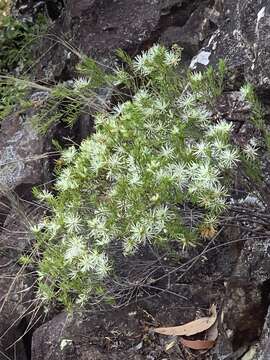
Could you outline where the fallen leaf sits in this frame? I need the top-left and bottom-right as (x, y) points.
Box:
(206, 317), (218, 341)
(154, 304), (217, 336)
(197, 316), (219, 354)
(180, 338), (215, 350)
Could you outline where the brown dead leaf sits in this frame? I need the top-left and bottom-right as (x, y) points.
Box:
(196, 313), (219, 354)
(206, 317), (218, 341)
(154, 304), (217, 337)
(180, 338), (215, 350)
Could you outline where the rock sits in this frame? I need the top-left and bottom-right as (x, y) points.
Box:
(0, 320), (28, 360)
(0, 205), (43, 360)
(253, 308), (270, 359)
(34, 0), (213, 80)
(31, 311), (145, 360)
(160, 1), (212, 60)
(0, 110), (51, 191)
(191, 0), (270, 91)
(0, 266), (31, 360)
(0, 105), (53, 224)
(0, 101), (52, 360)
(214, 232), (270, 359)
(246, 2), (270, 90)
(12, 0), (63, 21)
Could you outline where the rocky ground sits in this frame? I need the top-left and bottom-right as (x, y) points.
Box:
(1, 0), (270, 359)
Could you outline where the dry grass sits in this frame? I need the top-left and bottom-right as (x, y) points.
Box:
(0, 0), (11, 24)
(0, 0), (10, 13)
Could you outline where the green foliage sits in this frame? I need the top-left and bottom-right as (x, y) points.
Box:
(26, 57), (113, 133)
(0, 77), (32, 119)
(29, 45), (245, 310)
(240, 83), (270, 152)
(239, 83), (270, 182)
(240, 153), (263, 183)
(189, 59), (226, 104)
(0, 15), (46, 73)
(0, 15), (47, 119)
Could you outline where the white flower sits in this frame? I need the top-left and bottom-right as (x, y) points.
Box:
(194, 141), (210, 158)
(89, 141), (107, 173)
(106, 153), (124, 180)
(207, 121), (233, 139)
(94, 113), (108, 128)
(123, 238), (137, 255)
(212, 139), (227, 152)
(155, 168), (174, 184)
(196, 106), (212, 124)
(65, 236), (86, 261)
(154, 205), (171, 221)
(190, 162), (220, 189)
(134, 89), (151, 103)
(142, 106), (155, 118)
(88, 216), (112, 246)
(46, 219), (61, 236)
(88, 250), (110, 278)
(64, 213), (82, 233)
(73, 77), (91, 90)
(133, 45), (167, 75)
(112, 102), (129, 115)
(128, 170), (142, 186)
(127, 156), (142, 185)
(113, 67), (130, 86)
(197, 184), (227, 212)
(144, 120), (163, 137)
(182, 106), (210, 125)
(154, 98), (168, 113)
(177, 92), (196, 108)
(243, 138), (259, 160)
(61, 146), (77, 164)
(36, 189), (54, 202)
(148, 44), (163, 58)
(133, 52), (151, 75)
(151, 205), (173, 233)
(166, 163), (187, 189)
(55, 168), (78, 191)
(190, 71), (203, 82)
(203, 215), (218, 227)
(79, 254), (95, 273)
(30, 222), (45, 234)
(217, 148), (239, 169)
(130, 220), (154, 245)
(160, 144), (175, 159)
(240, 83), (253, 100)
(164, 49), (181, 66)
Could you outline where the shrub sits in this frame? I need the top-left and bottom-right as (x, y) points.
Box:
(0, 15), (46, 73)
(29, 45), (247, 310)
(0, 15), (47, 119)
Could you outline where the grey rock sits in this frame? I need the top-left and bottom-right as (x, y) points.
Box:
(34, 0), (213, 80)
(0, 105), (52, 225)
(160, 1), (212, 58)
(0, 205), (42, 360)
(0, 110), (50, 190)
(31, 311), (145, 360)
(214, 233), (270, 359)
(191, 0), (270, 90)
